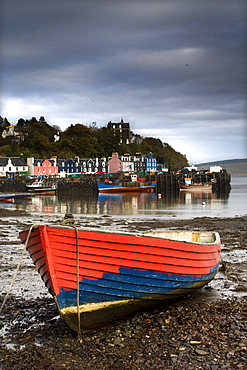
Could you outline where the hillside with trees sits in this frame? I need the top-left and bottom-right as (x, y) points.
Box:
(0, 116), (188, 171)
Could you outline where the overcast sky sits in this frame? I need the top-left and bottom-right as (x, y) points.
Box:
(1, 0), (246, 163)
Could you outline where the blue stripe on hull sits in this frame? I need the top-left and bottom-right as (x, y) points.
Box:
(97, 182), (157, 190)
(56, 265), (219, 309)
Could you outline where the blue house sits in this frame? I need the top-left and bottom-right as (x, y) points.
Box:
(145, 153), (158, 172)
(57, 157), (108, 176)
(57, 158), (81, 176)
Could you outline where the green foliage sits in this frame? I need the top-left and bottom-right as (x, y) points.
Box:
(0, 116), (189, 171)
(0, 116), (11, 128)
(96, 127), (121, 157)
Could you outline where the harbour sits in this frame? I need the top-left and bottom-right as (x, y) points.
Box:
(1, 176), (244, 219)
(0, 169), (232, 195)
(1, 0), (246, 367)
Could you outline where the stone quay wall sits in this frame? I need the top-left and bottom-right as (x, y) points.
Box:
(0, 171), (231, 195)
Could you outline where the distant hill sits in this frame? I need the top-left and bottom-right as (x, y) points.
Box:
(195, 158), (247, 176)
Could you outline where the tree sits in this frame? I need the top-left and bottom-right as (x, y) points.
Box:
(96, 127), (121, 157)
(0, 117), (11, 128)
(39, 116), (47, 124)
(16, 118), (25, 127)
(0, 115), (189, 170)
(64, 124), (95, 157)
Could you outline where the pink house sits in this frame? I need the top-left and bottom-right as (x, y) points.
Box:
(27, 158), (58, 177)
(108, 152), (123, 173)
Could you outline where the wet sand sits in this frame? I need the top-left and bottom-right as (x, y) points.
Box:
(0, 209), (246, 369)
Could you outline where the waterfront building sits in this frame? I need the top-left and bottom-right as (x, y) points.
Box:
(57, 157), (108, 176)
(145, 153), (158, 172)
(0, 157), (28, 177)
(27, 158), (58, 177)
(108, 152), (159, 173)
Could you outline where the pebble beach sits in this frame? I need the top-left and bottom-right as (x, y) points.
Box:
(0, 209), (246, 369)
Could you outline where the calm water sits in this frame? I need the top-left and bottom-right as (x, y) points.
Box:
(5, 176), (247, 219)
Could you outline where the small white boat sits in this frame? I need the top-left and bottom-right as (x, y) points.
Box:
(26, 180), (57, 194)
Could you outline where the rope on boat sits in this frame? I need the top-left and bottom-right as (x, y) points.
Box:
(74, 226), (82, 343)
(0, 224), (37, 315)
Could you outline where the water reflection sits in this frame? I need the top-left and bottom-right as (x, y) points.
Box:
(12, 177), (247, 219)
(178, 191), (217, 205)
(12, 188), (232, 218)
(97, 193), (158, 215)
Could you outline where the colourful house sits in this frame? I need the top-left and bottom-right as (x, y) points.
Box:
(145, 153), (158, 172)
(108, 152), (158, 173)
(27, 158), (58, 177)
(56, 157), (107, 176)
(108, 152), (123, 173)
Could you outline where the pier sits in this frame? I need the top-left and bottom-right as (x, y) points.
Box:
(156, 170), (231, 195)
(0, 170), (231, 195)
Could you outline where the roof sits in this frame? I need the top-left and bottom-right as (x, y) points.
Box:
(0, 158), (8, 166)
(11, 157), (27, 166)
(33, 159), (56, 166)
(0, 157), (27, 166)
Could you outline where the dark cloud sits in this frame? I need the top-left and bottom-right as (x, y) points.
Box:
(0, 0), (246, 162)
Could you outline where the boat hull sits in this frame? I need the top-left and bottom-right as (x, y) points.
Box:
(0, 197), (14, 203)
(178, 181), (212, 191)
(26, 180), (57, 194)
(27, 188), (56, 195)
(19, 225), (221, 332)
(97, 180), (156, 193)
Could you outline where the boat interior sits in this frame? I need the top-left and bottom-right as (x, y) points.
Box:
(144, 230), (218, 244)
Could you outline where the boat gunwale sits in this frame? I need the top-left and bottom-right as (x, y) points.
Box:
(28, 224), (221, 246)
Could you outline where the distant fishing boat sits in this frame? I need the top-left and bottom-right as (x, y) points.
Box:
(19, 216), (221, 333)
(178, 179), (213, 192)
(97, 173), (157, 193)
(0, 195), (14, 203)
(26, 180), (57, 195)
(0, 193), (32, 202)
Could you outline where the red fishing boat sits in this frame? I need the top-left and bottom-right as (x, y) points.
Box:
(19, 216), (221, 332)
(0, 196), (14, 203)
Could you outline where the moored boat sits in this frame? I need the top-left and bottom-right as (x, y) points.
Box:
(97, 173), (157, 193)
(0, 193), (32, 202)
(178, 180), (213, 191)
(26, 180), (57, 194)
(0, 196), (14, 203)
(19, 216), (221, 333)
